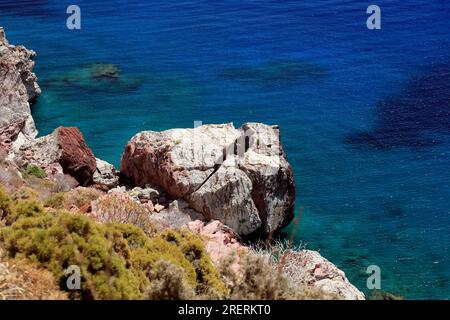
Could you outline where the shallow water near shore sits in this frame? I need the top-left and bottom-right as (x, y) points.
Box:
(1, 0), (450, 299)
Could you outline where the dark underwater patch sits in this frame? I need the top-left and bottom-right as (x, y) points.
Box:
(0, 1), (57, 18)
(218, 59), (327, 87)
(43, 63), (142, 94)
(346, 63), (450, 150)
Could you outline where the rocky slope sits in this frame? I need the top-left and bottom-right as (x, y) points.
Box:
(0, 27), (365, 300)
(279, 250), (365, 300)
(0, 27), (41, 152)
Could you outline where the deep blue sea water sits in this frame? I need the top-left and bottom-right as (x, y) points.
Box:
(1, 0), (450, 299)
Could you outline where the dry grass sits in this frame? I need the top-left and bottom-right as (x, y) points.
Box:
(145, 259), (195, 300)
(248, 238), (306, 266)
(0, 252), (67, 300)
(62, 187), (103, 209)
(0, 158), (23, 192)
(218, 251), (332, 300)
(90, 193), (155, 234)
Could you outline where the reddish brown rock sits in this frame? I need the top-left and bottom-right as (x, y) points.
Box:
(12, 126), (96, 186)
(56, 127), (96, 186)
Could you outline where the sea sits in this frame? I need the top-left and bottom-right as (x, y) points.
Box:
(1, 0), (449, 299)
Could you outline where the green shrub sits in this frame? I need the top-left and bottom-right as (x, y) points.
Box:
(145, 260), (195, 300)
(131, 229), (227, 297)
(90, 193), (155, 235)
(8, 199), (44, 225)
(62, 187), (103, 209)
(1, 211), (142, 299)
(162, 230), (227, 296)
(12, 187), (40, 201)
(22, 165), (47, 179)
(0, 187), (13, 222)
(44, 193), (65, 209)
(0, 196), (226, 300)
(221, 253), (293, 300)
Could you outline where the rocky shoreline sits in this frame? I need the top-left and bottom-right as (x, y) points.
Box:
(0, 27), (364, 300)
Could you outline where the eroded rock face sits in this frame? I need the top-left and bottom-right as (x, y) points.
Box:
(186, 220), (247, 275)
(93, 158), (119, 189)
(278, 250), (365, 300)
(0, 27), (41, 152)
(12, 127), (96, 186)
(121, 123), (295, 236)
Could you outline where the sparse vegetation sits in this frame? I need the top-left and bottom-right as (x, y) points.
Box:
(145, 259), (195, 300)
(90, 193), (154, 234)
(0, 191), (226, 300)
(62, 187), (103, 209)
(1, 182), (333, 301)
(220, 253), (292, 300)
(219, 251), (333, 300)
(44, 192), (65, 209)
(0, 254), (68, 300)
(21, 164), (47, 179)
(0, 187), (13, 222)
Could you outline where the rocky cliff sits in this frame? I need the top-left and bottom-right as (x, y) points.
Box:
(0, 27), (365, 300)
(0, 27), (41, 152)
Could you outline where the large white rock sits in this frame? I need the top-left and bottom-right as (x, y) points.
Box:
(121, 122), (295, 236)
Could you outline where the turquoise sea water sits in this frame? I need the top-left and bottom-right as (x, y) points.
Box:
(1, 0), (449, 299)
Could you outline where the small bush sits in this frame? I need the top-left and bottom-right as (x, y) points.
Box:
(145, 260), (195, 300)
(162, 230), (227, 296)
(22, 165), (47, 179)
(131, 230), (227, 298)
(90, 193), (155, 235)
(1, 211), (143, 299)
(44, 193), (65, 209)
(63, 187), (103, 209)
(221, 253), (292, 300)
(0, 257), (67, 300)
(0, 187), (13, 218)
(219, 252), (332, 300)
(12, 186), (40, 202)
(0, 194), (226, 300)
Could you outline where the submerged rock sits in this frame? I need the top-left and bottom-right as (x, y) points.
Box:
(369, 290), (404, 300)
(47, 63), (141, 93)
(346, 63), (450, 150)
(90, 63), (120, 80)
(219, 59), (327, 87)
(0, 27), (41, 152)
(121, 122), (295, 236)
(12, 127), (96, 186)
